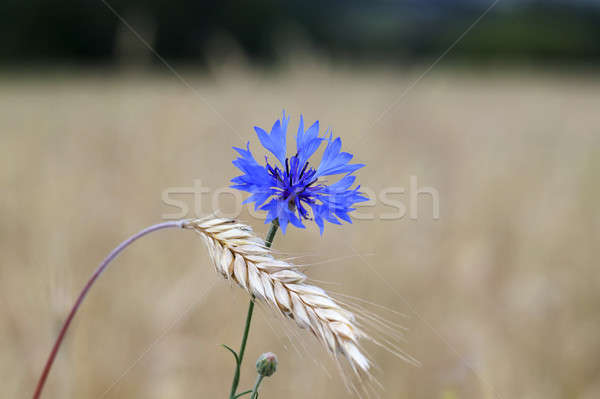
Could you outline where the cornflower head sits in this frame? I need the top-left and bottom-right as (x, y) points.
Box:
(231, 112), (367, 234)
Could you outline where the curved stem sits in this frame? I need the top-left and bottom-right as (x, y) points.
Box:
(229, 219), (279, 399)
(250, 375), (265, 399)
(32, 220), (184, 399)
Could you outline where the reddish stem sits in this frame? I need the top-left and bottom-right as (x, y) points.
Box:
(32, 220), (184, 399)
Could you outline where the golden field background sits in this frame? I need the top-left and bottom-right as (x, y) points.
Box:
(1, 64), (599, 398)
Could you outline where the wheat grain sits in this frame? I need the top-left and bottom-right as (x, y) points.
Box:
(182, 216), (376, 376)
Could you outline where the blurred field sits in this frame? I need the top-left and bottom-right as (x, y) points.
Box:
(1, 64), (599, 398)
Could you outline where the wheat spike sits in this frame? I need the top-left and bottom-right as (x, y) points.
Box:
(182, 216), (373, 375)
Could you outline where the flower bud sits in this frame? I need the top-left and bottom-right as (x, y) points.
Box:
(256, 352), (278, 377)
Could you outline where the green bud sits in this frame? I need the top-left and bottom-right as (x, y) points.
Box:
(256, 352), (278, 377)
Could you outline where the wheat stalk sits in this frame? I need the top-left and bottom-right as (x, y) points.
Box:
(183, 216), (373, 376)
(34, 216), (414, 398)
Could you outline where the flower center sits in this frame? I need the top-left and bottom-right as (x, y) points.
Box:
(266, 154), (319, 218)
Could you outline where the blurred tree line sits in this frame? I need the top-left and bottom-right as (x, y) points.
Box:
(1, 0), (599, 65)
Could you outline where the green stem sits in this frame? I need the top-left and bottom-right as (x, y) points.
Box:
(228, 299), (254, 398)
(264, 218), (279, 248)
(233, 390), (252, 399)
(250, 375), (265, 399)
(229, 220), (279, 399)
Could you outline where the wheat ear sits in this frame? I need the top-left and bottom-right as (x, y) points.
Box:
(183, 217), (372, 374)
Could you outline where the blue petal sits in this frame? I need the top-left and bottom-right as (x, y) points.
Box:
(262, 199), (280, 224)
(296, 114), (304, 148)
(254, 111), (289, 165)
(309, 203), (326, 235)
(315, 136), (364, 177)
(323, 175), (356, 193)
(260, 198), (304, 234)
(277, 206), (289, 234)
(231, 143), (273, 186)
(243, 190), (277, 210)
(323, 210), (342, 225)
(335, 209), (353, 223)
(233, 143), (259, 166)
(287, 209), (305, 229)
(296, 116), (323, 166)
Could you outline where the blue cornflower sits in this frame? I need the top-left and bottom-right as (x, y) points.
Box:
(231, 112), (367, 234)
